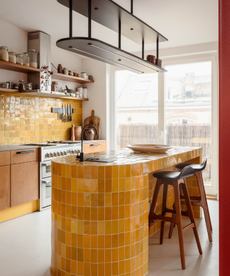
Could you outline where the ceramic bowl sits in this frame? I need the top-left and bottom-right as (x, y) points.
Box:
(126, 144), (173, 153)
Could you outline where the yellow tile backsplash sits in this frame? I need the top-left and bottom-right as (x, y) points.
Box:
(0, 93), (82, 144)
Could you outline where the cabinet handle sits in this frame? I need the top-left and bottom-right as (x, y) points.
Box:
(90, 144), (101, 146)
(41, 163), (49, 167)
(16, 150), (35, 154)
(42, 180), (51, 184)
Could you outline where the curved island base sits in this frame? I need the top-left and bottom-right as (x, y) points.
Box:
(51, 147), (202, 276)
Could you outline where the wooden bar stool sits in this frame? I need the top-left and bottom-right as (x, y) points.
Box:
(149, 166), (203, 270)
(168, 159), (212, 243)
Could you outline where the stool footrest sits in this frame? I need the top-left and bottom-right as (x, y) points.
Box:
(182, 223), (195, 233)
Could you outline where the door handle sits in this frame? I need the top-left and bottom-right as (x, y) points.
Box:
(90, 144), (101, 146)
(16, 150), (35, 154)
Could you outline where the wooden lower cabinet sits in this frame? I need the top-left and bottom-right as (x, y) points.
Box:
(0, 165), (10, 210)
(83, 141), (107, 154)
(11, 161), (39, 207)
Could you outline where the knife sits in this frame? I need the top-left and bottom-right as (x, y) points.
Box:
(70, 104), (72, 121)
(63, 104), (65, 122)
(68, 104), (70, 122)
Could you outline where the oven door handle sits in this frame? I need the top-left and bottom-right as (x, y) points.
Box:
(42, 180), (51, 185)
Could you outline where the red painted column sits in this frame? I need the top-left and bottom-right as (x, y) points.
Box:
(219, 0), (230, 275)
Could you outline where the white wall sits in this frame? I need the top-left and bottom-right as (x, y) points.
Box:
(0, 19), (28, 82)
(82, 59), (108, 140)
(0, 19), (83, 91)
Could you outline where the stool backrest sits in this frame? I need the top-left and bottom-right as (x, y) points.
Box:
(200, 159), (207, 171)
(179, 165), (195, 179)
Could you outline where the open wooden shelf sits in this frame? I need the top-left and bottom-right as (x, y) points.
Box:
(0, 60), (41, 73)
(0, 88), (88, 101)
(51, 72), (94, 84)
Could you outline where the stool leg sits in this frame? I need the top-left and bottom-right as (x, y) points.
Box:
(182, 181), (203, 255)
(173, 181), (186, 270)
(160, 184), (168, 244)
(149, 179), (162, 229)
(195, 171), (213, 242)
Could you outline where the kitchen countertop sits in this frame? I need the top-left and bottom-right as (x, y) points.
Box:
(0, 140), (106, 152)
(52, 146), (201, 167)
(0, 145), (40, 152)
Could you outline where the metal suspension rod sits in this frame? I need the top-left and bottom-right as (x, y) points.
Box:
(131, 0), (133, 14)
(142, 38), (144, 59)
(156, 34), (159, 61)
(88, 0), (92, 38)
(118, 17), (121, 48)
(69, 0), (73, 37)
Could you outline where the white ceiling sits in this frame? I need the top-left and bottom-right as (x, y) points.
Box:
(0, 0), (218, 53)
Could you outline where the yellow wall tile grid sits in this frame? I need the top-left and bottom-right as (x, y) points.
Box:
(0, 93), (82, 145)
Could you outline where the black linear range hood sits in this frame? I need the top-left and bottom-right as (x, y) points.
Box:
(56, 0), (168, 74)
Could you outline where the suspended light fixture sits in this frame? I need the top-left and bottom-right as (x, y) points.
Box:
(56, 0), (168, 74)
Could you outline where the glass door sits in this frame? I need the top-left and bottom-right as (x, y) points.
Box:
(115, 70), (158, 149)
(164, 61), (217, 195)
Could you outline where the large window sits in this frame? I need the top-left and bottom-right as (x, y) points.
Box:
(116, 70), (158, 149)
(165, 62), (212, 184)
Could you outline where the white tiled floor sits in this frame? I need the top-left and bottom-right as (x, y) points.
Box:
(0, 200), (218, 276)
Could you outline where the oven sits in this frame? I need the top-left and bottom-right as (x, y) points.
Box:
(40, 161), (51, 179)
(41, 177), (52, 208)
(39, 144), (81, 211)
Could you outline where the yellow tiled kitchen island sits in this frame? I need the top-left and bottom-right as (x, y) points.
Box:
(51, 147), (202, 276)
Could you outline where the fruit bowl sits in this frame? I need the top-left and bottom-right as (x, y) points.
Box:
(126, 144), (173, 153)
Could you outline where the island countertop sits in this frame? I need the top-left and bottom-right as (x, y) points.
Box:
(51, 146), (202, 276)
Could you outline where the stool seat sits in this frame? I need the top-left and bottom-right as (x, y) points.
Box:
(153, 166), (194, 181)
(175, 159), (207, 171)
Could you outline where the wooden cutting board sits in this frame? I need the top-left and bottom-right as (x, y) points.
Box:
(84, 110), (100, 139)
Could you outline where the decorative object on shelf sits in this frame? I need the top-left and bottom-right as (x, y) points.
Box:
(9, 52), (16, 63)
(68, 70), (73, 76)
(57, 63), (62, 73)
(23, 52), (29, 66)
(88, 75), (94, 81)
(81, 72), (88, 79)
(71, 125), (82, 141)
(0, 46), (9, 62)
(155, 58), (162, 67)
(40, 65), (51, 91)
(25, 83), (32, 91)
(84, 110), (100, 139)
(51, 81), (58, 92)
(16, 54), (23, 65)
(18, 80), (26, 92)
(56, 0), (168, 74)
(28, 49), (38, 68)
(63, 67), (68, 75)
(84, 127), (95, 140)
(147, 55), (155, 64)
(83, 88), (88, 98)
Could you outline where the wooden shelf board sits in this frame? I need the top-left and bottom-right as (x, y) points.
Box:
(51, 72), (94, 84)
(0, 89), (88, 101)
(0, 88), (19, 93)
(0, 60), (41, 73)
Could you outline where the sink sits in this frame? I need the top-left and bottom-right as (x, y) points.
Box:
(126, 144), (173, 153)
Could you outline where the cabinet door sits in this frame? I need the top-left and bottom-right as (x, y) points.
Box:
(11, 161), (39, 207)
(83, 141), (107, 154)
(0, 165), (10, 210)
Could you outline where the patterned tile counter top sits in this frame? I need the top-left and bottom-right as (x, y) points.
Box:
(51, 146), (202, 276)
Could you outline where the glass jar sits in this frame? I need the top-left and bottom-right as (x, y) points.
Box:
(25, 83), (32, 90)
(18, 80), (26, 92)
(0, 46), (9, 62)
(9, 52), (16, 63)
(28, 49), (38, 68)
(51, 81), (58, 92)
(23, 52), (30, 66)
(16, 54), (23, 65)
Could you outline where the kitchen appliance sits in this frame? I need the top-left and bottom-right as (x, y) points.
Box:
(27, 141), (81, 210)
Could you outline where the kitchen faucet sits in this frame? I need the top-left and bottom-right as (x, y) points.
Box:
(78, 124), (98, 162)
